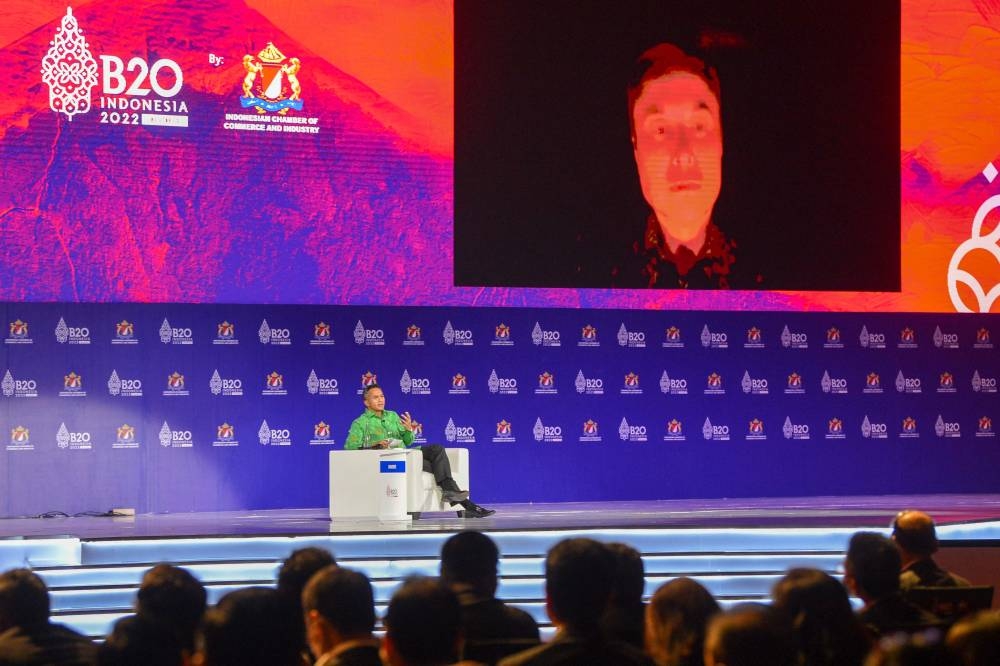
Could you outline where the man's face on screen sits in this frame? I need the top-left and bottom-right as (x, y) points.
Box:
(632, 72), (722, 244)
(364, 387), (385, 414)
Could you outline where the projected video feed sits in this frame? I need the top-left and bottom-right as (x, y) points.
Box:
(0, 0), (452, 304)
(1, 1), (999, 312)
(455, 0), (901, 292)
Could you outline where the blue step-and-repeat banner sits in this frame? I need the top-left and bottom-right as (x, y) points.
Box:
(1, 303), (997, 517)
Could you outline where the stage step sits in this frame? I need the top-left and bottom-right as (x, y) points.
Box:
(8, 527), (863, 638)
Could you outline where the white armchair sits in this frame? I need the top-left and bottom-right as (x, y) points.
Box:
(329, 447), (469, 519)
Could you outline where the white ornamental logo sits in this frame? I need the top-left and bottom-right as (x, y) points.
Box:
(56, 423), (70, 449)
(532, 322), (543, 346)
(659, 371), (671, 394)
(210, 370), (223, 396)
(258, 319), (271, 344)
(948, 176), (1000, 312)
(55, 317), (69, 344)
(973, 371), (982, 392)
(258, 420), (271, 446)
(702, 418), (714, 440)
(617, 324), (629, 347)
(160, 319), (172, 344)
(353, 321), (366, 345)
(781, 325), (792, 348)
(575, 370), (586, 394)
(618, 418), (630, 441)
(934, 326), (944, 348)
(860, 326), (870, 348)
(108, 370), (122, 396)
(533, 418), (545, 442)
(862, 416), (873, 438)
(895, 371), (906, 393)
(741, 371), (753, 394)
(2, 371), (14, 397)
(488, 369), (500, 394)
(821, 371), (832, 393)
(159, 422), (172, 447)
(935, 415), (946, 438)
(41, 8), (99, 121)
(700, 325), (712, 348)
(783, 417), (794, 440)
(400, 370), (412, 394)
(307, 370), (319, 395)
(443, 321), (455, 345)
(445, 418), (457, 443)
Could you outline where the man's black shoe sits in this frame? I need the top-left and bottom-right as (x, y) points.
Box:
(441, 490), (470, 503)
(457, 504), (496, 518)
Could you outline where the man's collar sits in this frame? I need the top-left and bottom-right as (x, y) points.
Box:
(317, 637), (380, 665)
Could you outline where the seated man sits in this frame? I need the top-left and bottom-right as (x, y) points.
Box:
(499, 538), (651, 666)
(0, 568), (97, 665)
(843, 532), (940, 638)
(439, 531), (539, 663)
(382, 577), (463, 666)
(345, 384), (494, 518)
(303, 566), (380, 666)
(891, 510), (971, 589)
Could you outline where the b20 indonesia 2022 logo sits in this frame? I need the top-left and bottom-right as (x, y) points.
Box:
(41, 8), (188, 127)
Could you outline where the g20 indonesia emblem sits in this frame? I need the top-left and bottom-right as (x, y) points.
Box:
(240, 42), (303, 114)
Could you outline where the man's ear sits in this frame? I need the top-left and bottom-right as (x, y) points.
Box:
(382, 631), (398, 666)
(544, 592), (560, 627)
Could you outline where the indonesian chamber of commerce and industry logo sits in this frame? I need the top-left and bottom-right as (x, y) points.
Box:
(663, 326), (684, 348)
(403, 324), (424, 346)
(240, 42), (303, 114)
(6, 320), (32, 344)
(311, 322), (334, 346)
(113, 320), (137, 345)
(310, 421), (334, 446)
(214, 321), (238, 345)
(578, 324), (599, 347)
(213, 423), (238, 448)
(357, 372), (378, 395)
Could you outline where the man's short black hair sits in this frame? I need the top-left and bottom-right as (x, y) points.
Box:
(276, 547), (337, 654)
(606, 542), (645, 608)
(545, 538), (615, 631)
(440, 531), (499, 593)
(362, 383), (382, 399)
(136, 564), (206, 650)
(276, 546), (337, 605)
(0, 568), (49, 630)
(384, 577), (461, 665)
(200, 587), (301, 666)
(846, 532), (902, 599)
(706, 606), (797, 666)
(302, 566), (375, 637)
(98, 614), (183, 666)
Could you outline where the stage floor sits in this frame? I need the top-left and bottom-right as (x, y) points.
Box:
(3, 494), (1000, 540)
